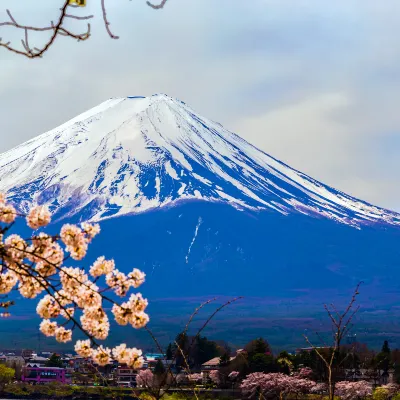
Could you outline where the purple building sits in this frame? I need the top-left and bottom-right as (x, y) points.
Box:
(22, 367), (72, 384)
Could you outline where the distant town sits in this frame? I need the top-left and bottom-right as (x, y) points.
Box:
(1, 335), (400, 399)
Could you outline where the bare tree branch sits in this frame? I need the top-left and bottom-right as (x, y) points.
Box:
(0, 1), (92, 58)
(146, 0), (169, 10)
(101, 0), (119, 39)
(303, 283), (362, 400)
(0, 0), (169, 58)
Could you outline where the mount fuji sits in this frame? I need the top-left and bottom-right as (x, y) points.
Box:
(1, 94), (399, 227)
(2, 94), (400, 348)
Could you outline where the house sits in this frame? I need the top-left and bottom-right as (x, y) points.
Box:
(343, 368), (395, 386)
(201, 351), (241, 383)
(115, 365), (138, 387)
(25, 356), (49, 368)
(21, 349), (35, 359)
(295, 347), (330, 354)
(201, 350), (244, 372)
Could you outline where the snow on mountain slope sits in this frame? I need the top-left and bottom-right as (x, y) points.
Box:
(0, 93), (399, 227)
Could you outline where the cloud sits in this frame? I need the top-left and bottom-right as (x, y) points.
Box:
(1, 0), (400, 210)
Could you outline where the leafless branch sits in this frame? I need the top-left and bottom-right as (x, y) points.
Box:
(146, 0), (169, 9)
(0, 1), (92, 58)
(101, 0), (119, 39)
(140, 297), (241, 400)
(302, 283), (362, 400)
(0, 0), (169, 58)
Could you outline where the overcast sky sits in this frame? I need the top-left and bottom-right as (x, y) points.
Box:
(1, 0), (400, 210)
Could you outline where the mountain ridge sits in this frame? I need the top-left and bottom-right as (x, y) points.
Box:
(0, 94), (399, 228)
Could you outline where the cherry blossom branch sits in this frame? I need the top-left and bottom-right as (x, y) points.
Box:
(0, 196), (148, 370)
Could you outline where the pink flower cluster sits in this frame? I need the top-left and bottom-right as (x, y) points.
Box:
(294, 367), (314, 380)
(229, 371), (240, 380)
(136, 369), (155, 388)
(188, 373), (203, 382)
(0, 194), (149, 368)
(240, 372), (316, 399)
(209, 370), (221, 385)
(335, 381), (373, 400)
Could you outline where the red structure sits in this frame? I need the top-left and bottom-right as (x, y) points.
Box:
(22, 367), (72, 384)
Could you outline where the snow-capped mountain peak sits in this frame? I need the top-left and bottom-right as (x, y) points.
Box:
(0, 94), (398, 227)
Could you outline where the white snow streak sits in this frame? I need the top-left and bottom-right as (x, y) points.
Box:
(185, 217), (203, 264)
(165, 161), (179, 180)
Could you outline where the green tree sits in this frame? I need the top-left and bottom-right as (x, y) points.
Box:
(249, 353), (277, 373)
(190, 336), (221, 368)
(45, 353), (64, 368)
(382, 341), (391, 354)
(153, 360), (166, 376)
(376, 340), (392, 374)
(219, 352), (230, 367)
(5, 361), (22, 380)
(373, 387), (390, 400)
(0, 364), (15, 391)
(166, 343), (173, 360)
(277, 351), (294, 374)
(245, 338), (271, 358)
(174, 332), (189, 371)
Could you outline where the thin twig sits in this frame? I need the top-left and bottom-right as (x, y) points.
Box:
(146, 0), (169, 9)
(101, 0), (119, 39)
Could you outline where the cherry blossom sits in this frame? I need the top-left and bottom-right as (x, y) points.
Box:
(0, 193), (149, 367)
(187, 373), (203, 382)
(241, 372), (316, 399)
(294, 367), (314, 380)
(26, 205), (51, 229)
(0, 204), (16, 223)
(75, 339), (93, 358)
(310, 382), (328, 394)
(209, 370), (220, 385)
(91, 346), (112, 366)
(335, 380), (373, 400)
(229, 371), (240, 380)
(137, 369), (156, 388)
(55, 326), (73, 343)
(89, 256), (115, 277)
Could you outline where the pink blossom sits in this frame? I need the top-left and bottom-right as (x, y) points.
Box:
(241, 372), (316, 399)
(294, 367), (314, 380)
(335, 380), (373, 400)
(26, 205), (51, 229)
(176, 373), (188, 385)
(188, 373), (202, 382)
(209, 370), (220, 385)
(229, 371), (240, 380)
(310, 382), (327, 394)
(0, 195), (149, 374)
(136, 369), (155, 388)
